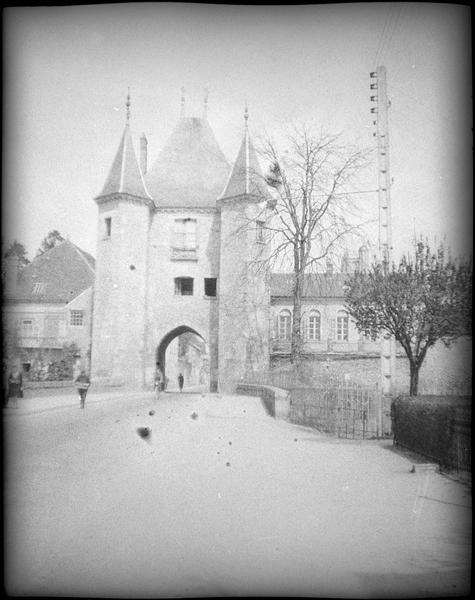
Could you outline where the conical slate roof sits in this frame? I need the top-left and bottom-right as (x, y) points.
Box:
(221, 127), (272, 201)
(145, 117), (230, 208)
(97, 124), (151, 200)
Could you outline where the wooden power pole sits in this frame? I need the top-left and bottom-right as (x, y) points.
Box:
(370, 65), (396, 395)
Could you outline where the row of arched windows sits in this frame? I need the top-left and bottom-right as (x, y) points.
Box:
(277, 309), (349, 341)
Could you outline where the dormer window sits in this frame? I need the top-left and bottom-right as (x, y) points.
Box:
(32, 282), (46, 295)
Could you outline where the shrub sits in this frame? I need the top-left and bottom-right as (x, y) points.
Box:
(391, 395), (471, 470)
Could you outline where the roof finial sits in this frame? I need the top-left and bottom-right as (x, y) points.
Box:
(126, 87), (131, 123)
(180, 86), (185, 117)
(203, 87), (209, 119)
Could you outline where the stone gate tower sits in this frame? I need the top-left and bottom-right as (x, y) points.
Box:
(91, 95), (271, 391)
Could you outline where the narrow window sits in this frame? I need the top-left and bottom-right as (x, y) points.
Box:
(21, 319), (39, 337)
(256, 220), (264, 242)
(336, 310), (349, 341)
(278, 310), (292, 341)
(105, 217), (112, 238)
(174, 277), (194, 296)
(307, 310), (321, 341)
(174, 218), (197, 250)
(204, 278), (217, 297)
(21, 319), (33, 337)
(70, 310), (85, 326)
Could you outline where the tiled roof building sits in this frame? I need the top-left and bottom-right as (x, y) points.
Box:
(3, 241), (95, 374)
(10, 241), (95, 303)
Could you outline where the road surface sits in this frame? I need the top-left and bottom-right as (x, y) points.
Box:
(4, 391), (471, 597)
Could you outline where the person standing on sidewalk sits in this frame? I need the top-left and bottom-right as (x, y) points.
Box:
(7, 365), (23, 408)
(178, 373), (184, 392)
(75, 369), (90, 409)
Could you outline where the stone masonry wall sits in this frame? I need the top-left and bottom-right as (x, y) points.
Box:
(144, 208), (220, 389)
(271, 336), (472, 396)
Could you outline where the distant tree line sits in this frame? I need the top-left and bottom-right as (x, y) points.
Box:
(4, 229), (65, 267)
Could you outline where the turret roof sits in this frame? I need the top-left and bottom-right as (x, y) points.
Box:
(97, 124), (151, 200)
(145, 117), (230, 208)
(221, 122), (272, 201)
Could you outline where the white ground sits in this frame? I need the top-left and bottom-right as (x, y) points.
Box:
(4, 391), (471, 598)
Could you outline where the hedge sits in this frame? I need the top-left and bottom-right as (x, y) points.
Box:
(391, 395), (471, 472)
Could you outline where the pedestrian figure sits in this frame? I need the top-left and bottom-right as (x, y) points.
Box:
(7, 365), (23, 408)
(75, 369), (90, 409)
(154, 363), (163, 400)
(178, 373), (184, 392)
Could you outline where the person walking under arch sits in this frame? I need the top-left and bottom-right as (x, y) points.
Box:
(178, 373), (184, 392)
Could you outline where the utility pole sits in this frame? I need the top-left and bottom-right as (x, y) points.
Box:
(370, 65), (396, 396)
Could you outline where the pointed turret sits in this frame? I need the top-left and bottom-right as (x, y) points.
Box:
(217, 106), (271, 391)
(220, 106), (271, 201)
(96, 92), (151, 201)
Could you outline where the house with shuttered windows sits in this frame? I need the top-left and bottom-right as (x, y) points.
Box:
(3, 240), (95, 373)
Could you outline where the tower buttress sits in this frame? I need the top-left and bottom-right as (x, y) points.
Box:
(91, 94), (154, 386)
(217, 107), (272, 391)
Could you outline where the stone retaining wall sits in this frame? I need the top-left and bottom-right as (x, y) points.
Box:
(235, 383), (290, 420)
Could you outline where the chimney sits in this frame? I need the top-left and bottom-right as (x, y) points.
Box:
(358, 245), (369, 271)
(326, 259), (333, 275)
(140, 133), (148, 176)
(341, 250), (349, 273)
(4, 255), (19, 296)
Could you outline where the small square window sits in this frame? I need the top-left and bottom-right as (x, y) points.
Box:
(70, 310), (84, 326)
(175, 277), (194, 296)
(204, 278), (217, 297)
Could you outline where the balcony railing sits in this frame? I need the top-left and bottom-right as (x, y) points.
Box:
(17, 336), (67, 349)
(170, 248), (198, 261)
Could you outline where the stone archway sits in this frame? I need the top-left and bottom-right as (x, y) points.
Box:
(156, 326), (208, 391)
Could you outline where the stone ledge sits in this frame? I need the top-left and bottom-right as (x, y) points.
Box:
(235, 383), (290, 420)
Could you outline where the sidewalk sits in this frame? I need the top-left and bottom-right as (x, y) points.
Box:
(4, 392), (471, 597)
(3, 387), (153, 416)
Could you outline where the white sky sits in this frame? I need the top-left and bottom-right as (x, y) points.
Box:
(3, 3), (472, 262)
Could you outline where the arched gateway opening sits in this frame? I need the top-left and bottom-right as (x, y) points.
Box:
(156, 326), (209, 392)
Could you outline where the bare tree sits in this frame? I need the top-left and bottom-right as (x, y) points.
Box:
(258, 126), (371, 366)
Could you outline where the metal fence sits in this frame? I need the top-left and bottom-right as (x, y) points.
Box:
(289, 385), (392, 439)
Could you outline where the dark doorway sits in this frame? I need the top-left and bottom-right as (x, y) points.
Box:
(156, 326), (209, 392)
